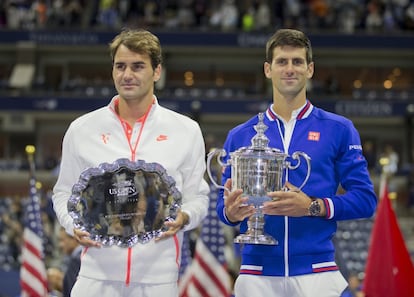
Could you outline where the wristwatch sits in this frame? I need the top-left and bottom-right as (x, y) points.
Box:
(308, 198), (321, 217)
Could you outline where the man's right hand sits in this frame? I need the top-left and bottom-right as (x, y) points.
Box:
(223, 179), (255, 223)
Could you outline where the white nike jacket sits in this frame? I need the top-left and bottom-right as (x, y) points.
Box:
(52, 95), (209, 284)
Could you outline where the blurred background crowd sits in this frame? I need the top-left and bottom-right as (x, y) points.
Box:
(1, 0), (414, 33)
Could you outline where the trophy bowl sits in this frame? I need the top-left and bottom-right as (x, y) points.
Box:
(207, 113), (311, 245)
(68, 158), (182, 248)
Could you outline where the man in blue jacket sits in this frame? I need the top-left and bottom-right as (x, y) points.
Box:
(216, 29), (377, 296)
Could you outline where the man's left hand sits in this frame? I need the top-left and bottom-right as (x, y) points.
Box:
(156, 210), (189, 241)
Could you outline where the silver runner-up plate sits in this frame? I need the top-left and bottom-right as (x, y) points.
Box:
(68, 158), (182, 247)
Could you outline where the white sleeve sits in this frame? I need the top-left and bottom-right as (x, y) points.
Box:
(180, 124), (210, 231)
(52, 124), (82, 235)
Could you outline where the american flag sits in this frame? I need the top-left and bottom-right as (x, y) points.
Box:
(179, 231), (193, 277)
(20, 176), (48, 297)
(178, 178), (232, 297)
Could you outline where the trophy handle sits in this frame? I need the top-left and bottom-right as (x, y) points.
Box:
(206, 149), (230, 192)
(287, 151), (311, 190)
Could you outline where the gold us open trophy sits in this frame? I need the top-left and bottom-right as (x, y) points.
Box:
(207, 113), (311, 245)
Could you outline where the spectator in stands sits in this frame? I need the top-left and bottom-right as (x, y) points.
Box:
(209, 0), (239, 31)
(117, 0), (131, 24)
(283, 0), (302, 29)
(0, 197), (22, 269)
(362, 140), (377, 172)
(176, 0), (195, 28)
(47, 267), (64, 297)
(31, 0), (48, 28)
(0, 2), (6, 27)
(97, 0), (120, 28)
(241, 4), (255, 32)
(216, 28), (377, 297)
(340, 272), (364, 297)
(47, 0), (83, 28)
(379, 143), (399, 176)
(142, 1), (159, 27)
(65, 0), (83, 27)
(254, 0), (271, 30)
(365, 0), (384, 32)
(335, 2), (358, 34)
(58, 228), (81, 297)
(52, 28), (209, 297)
(47, 0), (66, 26)
(405, 3), (414, 29)
(313, 0), (335, 29)
(5, 0), (33, 29)
(193, 0), (208, 28)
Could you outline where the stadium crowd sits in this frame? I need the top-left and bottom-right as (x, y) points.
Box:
(1, 0), (414, 33)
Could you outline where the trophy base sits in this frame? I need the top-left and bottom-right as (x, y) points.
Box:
(234, 234), (278, 245)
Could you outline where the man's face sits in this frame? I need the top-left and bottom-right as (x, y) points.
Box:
(112, 44), (161, 102)
(264, 45), (314, 99)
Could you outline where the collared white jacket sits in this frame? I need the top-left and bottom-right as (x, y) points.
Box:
(53, 96), (209, 284)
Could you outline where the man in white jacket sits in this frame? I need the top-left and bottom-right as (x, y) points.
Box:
(52, 29), (210, 297)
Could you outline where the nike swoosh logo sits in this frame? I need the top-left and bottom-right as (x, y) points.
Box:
(156, 135), (168, 141)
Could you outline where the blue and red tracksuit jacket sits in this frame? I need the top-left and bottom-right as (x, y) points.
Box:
(216, 100), (377, 277)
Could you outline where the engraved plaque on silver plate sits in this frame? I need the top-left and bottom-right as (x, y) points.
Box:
(68, 158), (182, 247)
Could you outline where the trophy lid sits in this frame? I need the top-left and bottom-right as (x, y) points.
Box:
(230, 112), (286, 160)
(251, 112), (270, 150)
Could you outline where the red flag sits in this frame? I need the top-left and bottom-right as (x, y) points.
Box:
(178, 180), (232, 297)
(363, 178), (414, 297)
(19, 176), (48, 297)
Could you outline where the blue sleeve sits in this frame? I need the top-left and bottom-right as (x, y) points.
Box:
(329, 121), (378, 220)
(216, 131), (241, 226)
